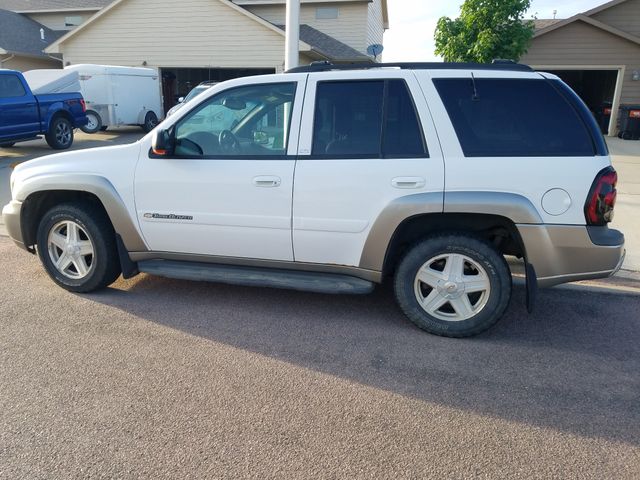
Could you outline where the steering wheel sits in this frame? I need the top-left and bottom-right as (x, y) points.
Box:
(219, 129), (240, 153)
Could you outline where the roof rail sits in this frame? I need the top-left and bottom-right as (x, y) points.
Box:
(286, 60), (534, 74)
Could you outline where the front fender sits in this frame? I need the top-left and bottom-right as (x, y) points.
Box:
(16, 173), (148, 252)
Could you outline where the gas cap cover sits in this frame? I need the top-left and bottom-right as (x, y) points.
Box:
(542, 188), (572, 216)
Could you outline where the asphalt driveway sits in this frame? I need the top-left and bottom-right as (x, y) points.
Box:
(0, 237), (639, 478)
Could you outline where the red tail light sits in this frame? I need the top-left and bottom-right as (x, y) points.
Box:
(585, 167), (617, 225)
(80, 99), (86, 112)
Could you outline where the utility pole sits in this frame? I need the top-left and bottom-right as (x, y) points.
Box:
(285, 0), (300, 71)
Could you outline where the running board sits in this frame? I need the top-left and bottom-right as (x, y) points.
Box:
(137, 260), (375, 295)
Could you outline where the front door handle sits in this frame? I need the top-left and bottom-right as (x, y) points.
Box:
(253, 176), (281, 187)
(391, 177), (426, 189)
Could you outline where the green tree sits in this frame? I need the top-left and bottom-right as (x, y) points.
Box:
(434, 0), (535, 63)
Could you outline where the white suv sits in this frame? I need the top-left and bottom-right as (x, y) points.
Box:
(2, 62), (625, 337)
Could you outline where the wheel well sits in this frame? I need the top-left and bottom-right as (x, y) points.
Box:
(382, 213), (526, 276)
(48, 111), (73, 129)
(21, 190), (112, 247)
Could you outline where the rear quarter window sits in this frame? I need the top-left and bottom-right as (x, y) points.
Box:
(433, 78), (595, 157)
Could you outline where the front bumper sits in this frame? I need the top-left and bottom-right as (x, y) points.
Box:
(1, 200), (27, 251)
(517, 224), (625, 288)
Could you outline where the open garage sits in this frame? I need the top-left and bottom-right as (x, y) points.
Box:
(544, 68), (620, 134)
(523, 0), (640, 137)
(160, 67), (275, 114)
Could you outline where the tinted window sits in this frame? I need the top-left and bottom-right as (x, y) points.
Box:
(312, 80), (427, 158)
(0, 75), (26, 98)
(434, 78), (595, 157)
(174, 82), (295, 157)
(312, 81), (384, 157)
(384, 80), (427, 157)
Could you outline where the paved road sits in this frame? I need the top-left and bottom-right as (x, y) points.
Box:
(0, 237), (638, 478)
(0, 128), (145, 219)
(608, 138), (640, 272)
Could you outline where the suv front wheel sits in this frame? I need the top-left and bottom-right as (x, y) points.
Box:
(394, 234), (512, 337)
(36, 204), (121, 292)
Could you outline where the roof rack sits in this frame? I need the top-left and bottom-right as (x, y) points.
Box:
(286, 60), (534, 74)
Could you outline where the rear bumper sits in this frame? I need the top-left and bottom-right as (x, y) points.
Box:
(1, 200), (27, 251)
(517, 224), (625, 288)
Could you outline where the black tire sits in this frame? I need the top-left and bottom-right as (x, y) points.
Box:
(0, 142), (16, 148)
(142, 111), (159, 133)
(45, 116), (74, 150)
(393, 234), (512, 338)
(100, 126), (109, 132)
(80, 110), (102, 134)
(36, 204), (121, 293)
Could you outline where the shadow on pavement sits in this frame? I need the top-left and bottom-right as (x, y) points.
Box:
(87, 274), (640, 446)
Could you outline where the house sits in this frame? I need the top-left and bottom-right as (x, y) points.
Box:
(0, 0), (388, 113)
(522, 0), (640, 135)
(0, 8), (64, 71)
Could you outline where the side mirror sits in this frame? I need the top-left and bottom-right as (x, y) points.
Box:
(151, 129), (174, 156)
(178, 97), (185, 103)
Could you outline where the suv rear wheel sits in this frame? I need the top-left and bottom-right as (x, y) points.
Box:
(394, 234), (512, 337)
(36, 204), (121, 292)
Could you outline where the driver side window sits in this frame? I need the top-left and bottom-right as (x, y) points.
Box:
(174, 82), (296, 157)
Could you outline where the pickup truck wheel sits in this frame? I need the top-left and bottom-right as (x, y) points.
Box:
(81, 110), (102, 134)
(394, 235), (512, 338)
(0, 142), (16, 148)
(142, 111), (158, 133)
(45, 116), (74, 150)
(36, 204), (121, 293)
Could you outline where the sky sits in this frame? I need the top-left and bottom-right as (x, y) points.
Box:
(383, 0), (609, 61)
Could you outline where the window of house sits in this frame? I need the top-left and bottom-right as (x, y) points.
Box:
(316, 7), (339, 19)
(64, 16), (83, 27)
(433, 78), (595, 157)
(312, 80), (427, 158)
(0, 75), (26, 98)
(173, 82), (296, 157)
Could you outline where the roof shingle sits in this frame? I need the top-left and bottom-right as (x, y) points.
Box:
(0, 0), (111, 12)
(277, 24), (370, 62)
(0, 8), (64, 56)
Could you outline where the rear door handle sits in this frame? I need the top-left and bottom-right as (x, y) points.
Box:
(253, 175), (281, 187)
(391, 177), (426, 189)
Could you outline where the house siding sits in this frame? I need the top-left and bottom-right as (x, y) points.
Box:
(26, 11), (93, 31)
(56, 0), (295, 70)
(246, 1), (368, 53)
(0, 55), (61, 72)
(366, 0), (384, 53)
(591, 0), (640, 37)
(522, 20), (640, 104)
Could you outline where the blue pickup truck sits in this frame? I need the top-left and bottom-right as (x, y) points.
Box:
(0, 69), (88, 150)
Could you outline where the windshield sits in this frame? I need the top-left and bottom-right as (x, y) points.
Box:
(184, 86), (210, 103)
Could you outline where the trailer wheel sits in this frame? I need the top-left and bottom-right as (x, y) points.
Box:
(142, 111), (158, 133)
(81, 110), (102, 134)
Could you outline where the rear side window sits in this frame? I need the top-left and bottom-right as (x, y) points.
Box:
(384, 80), (427, 157)
(433, 78), (595, 157)
(312, 79), (427, 158)
(0, 75), (27, 98)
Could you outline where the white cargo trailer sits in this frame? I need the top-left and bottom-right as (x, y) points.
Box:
(24, 64), (163, 134)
